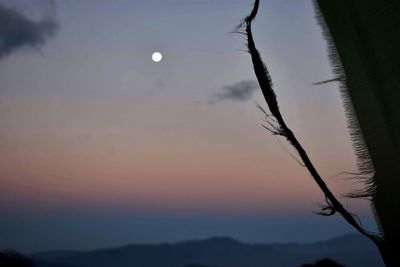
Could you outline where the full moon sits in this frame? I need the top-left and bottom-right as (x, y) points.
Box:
(152, 52), (163, 63)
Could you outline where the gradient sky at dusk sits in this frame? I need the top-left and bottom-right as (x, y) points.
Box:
(0, 0), (377, 252)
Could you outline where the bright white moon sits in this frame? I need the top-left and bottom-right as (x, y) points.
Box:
(152, 52), (163, 62)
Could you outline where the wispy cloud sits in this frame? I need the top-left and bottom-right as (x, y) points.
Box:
(0, 2), (58, 60)
(209, 80), (259, 104)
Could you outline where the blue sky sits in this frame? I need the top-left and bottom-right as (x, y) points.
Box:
(0, 0), (377, 252)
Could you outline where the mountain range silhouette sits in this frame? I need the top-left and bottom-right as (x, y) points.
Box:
(29, 233), (384, 267)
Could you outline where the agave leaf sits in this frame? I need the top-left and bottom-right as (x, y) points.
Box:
(239, 0), (379, 245)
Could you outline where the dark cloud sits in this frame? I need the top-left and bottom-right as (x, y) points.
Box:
(209, 80), (259, 104)
(0, 2), (58, 60)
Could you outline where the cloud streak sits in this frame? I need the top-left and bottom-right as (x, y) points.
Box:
(0, 2), (58, 60)
(209, 80), (259, 104)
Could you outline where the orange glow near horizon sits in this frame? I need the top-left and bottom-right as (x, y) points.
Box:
(0, 95), (367, 216)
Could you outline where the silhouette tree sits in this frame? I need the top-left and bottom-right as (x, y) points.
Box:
(0, 251), (32, 267)
(301, 259), (345, 267)
(237, 0), (399, 266)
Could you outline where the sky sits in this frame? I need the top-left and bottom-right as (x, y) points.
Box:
(0, 0), (377, 253)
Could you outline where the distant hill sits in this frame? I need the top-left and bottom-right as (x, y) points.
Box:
(32, 233), (384, 267)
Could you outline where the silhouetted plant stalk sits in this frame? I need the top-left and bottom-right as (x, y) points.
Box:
(237, 0), (382, 247)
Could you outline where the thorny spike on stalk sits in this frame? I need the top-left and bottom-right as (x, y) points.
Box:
(238, 0), (381, 245)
